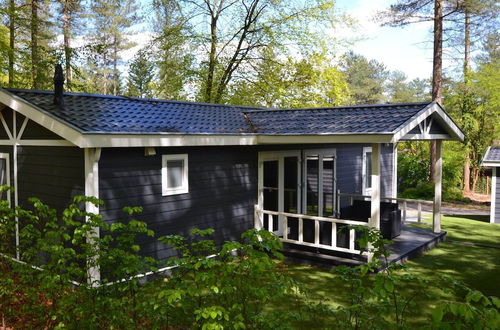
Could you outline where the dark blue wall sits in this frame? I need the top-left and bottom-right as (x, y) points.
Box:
(98, 143), (395, 261)
(17, 146), (85, 210)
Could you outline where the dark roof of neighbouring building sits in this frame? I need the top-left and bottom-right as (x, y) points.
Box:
(3, 88), (436, 135)
(482, 146), (500, 165)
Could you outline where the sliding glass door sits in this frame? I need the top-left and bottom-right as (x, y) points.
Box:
(259, 151), (300, 236)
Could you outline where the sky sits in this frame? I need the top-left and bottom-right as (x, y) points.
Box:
(335, 0), (435, 80)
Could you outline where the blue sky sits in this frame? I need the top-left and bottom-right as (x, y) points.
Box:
(335, 0), (435, 80)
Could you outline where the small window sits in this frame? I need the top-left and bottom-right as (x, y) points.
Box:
(362, 147), (372, 196)
(162, 154), (189, 196)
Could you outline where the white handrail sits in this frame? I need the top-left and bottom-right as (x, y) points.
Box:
(337, 192), (432, 223)
(255, 205), (368, 255)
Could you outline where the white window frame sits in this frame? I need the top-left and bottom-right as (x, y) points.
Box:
(362, 147), (372, 196)
(162, 154), (189, 196)
(302, 148), (337, 218)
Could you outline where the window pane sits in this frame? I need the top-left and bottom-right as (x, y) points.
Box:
(306, 155), (319, 216)
(322, 156), (334, 217)
(166, 160), (184, 189)
(263, 160), (278, 211)
(365, 152), (372, 189)
(284, 156), (298, 213)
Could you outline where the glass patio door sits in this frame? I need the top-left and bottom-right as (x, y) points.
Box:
(303, 149), (336, 244)
(259, 151), (301, 236)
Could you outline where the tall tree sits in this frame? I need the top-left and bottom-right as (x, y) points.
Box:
(387, 71), (430, 103)
(126, 48), (155, 98)
(56, 0), (82, 90)
(150, 0), (193, 100)
(381, 0), (462, 182)
(339, 52), (389, 105)
(178, 0), (338, 103)
(88, 0), (139, 95)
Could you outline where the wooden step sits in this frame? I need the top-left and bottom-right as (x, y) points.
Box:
(281, 247), (365, 268)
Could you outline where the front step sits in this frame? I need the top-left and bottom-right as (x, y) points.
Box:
(281, 247), (365, 269)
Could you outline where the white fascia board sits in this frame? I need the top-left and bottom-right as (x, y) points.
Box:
(482, 162), (500, 167)
(79, 133), (394, 148)
(0, 90), (84, 146)
(256, 134), (393, 144)
(391, 103), (465, 143)
(80, 134), (259, 148)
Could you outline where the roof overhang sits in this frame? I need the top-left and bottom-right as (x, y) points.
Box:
(391, 102), (465, 143)
(481, 146), (500, 167)
(0, 89), (464, 148)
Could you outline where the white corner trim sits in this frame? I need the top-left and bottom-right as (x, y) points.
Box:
(491, 167), (497, 224)
(162, 154), (189, 196)
(369, 143), (381, 230)
(392, 143), (398, 199)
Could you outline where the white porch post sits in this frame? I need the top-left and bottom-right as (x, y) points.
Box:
(84, 147), (101, 285)
(370, 143), (381, 230)
(433, 140), (442, 233)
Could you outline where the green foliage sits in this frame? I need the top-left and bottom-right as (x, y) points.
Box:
(229, 49), (350, 108)
(339, 51), (389, 104)
(126, 48), (155, 98)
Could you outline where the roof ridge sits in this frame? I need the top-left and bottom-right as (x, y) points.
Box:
(243, 101), (433, 114)
(2, 88), (265, 111)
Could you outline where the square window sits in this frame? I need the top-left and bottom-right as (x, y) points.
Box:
(162, 154), (189, 196)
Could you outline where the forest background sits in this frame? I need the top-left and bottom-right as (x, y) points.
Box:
(0, 0), (498, 200)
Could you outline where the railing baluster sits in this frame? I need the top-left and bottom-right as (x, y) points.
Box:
(283, 216), (288, 240)
(331, 222), (337, 248)
(298, 217), (303, 243)
(417, 202), (422, 223)
(349, 196), (353, 206)
(314, 220), (320, 245)
(349, 229), (355, 251)
(269, 214), (273, 233)
(403, 200), (407, 222)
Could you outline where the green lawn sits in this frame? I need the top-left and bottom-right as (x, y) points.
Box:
(280, 215), (500, 327)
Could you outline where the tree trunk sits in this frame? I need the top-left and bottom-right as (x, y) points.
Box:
(204, 15), (218, 103)
(8, 0), (15, 87)
(430, 0), (443, 182)
(31, 0), (39, 89)
(63, 0), (72, 89)
(462, 6), (471, 193)
(463, 153), (470, 192)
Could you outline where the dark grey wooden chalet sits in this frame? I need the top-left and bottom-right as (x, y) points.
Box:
(0, 88), (465, 278)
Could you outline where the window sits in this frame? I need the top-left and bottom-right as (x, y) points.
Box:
(162, 154), (188, 196)
(362, 147), (372, 196)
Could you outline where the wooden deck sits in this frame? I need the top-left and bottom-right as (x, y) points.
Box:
(281, 226), (446, 269)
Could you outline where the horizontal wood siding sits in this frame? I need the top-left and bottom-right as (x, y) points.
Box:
(99, 143), (395, 261)
(99, 147), (258, 261)
(17, 147), (84, 210)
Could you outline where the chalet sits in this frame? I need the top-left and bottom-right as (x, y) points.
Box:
(482, 146), (500, 224)
(0, 79), (465, 276)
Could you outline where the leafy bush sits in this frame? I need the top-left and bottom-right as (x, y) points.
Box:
(1, 194), (498, 329)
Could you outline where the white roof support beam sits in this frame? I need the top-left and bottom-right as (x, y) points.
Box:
(433, 141), (442, 233)
(84, 147), (101, 285)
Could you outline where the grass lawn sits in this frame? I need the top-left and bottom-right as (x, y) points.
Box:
(280, 215), (500, 327)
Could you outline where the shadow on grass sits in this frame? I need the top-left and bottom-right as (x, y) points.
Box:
(407, 242), (500, 297)
(449, 214), (490, 223)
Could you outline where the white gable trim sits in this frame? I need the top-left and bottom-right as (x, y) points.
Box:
(391, 103), (464, 143)
(0, 90), (83, 145)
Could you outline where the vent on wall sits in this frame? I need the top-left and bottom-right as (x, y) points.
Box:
(144, 147), (157, 156)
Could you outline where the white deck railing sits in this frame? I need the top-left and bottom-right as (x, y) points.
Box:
(254, 205), (369, 254)
(337, 192), (433, 223)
